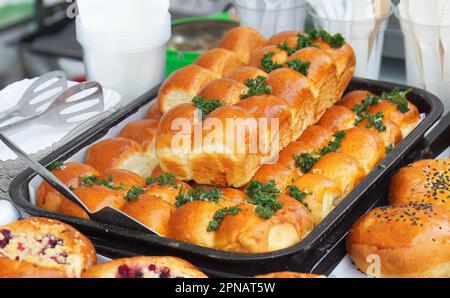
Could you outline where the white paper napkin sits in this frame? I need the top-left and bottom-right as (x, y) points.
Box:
(0, 78), (121, 161)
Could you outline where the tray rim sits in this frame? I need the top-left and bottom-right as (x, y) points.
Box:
(9, 77), (444, 263)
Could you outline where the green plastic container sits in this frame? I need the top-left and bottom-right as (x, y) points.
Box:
(166, 12), (239, 77)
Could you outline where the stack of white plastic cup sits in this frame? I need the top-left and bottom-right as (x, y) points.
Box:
(76, 0), (171, 101)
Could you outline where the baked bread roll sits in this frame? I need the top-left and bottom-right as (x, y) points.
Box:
(218, 26), (267, 63)
(146, 100), (163, 121)
(254, 272), (325, 278)
(288, 173), (342, 224)
(119, 119), (159, 173)
(248, 45), (289, 71)
(86, 137), (152, 178)
(338, 127), (386, 174)
(36, 162), (99, 213)
(347, 203), (450, 278)
(267, 68), (316, 139)
(59, 185), (126, 220)
(389, 159), (450, 210)
(197, 78), (248, 105)
(339, 90), (374, 108)
(0, 218), (96, 278)
(251, 161), (299, 191)
(82, 256), (207, 278)
(265, 31), (303, 48)
(311, 152), (365, 195)
(226, 66), (268, 84)
(194, 48), (246, 77)
(122, 194), (175, 236)
(318, 105), (358, 132)
(157, 65), (219, 113)
(145, 173), (191, 205)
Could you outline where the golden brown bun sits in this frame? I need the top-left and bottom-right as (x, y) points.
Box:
(248, 45), (289, 70)
(150, 165), (164, 178)
(168, 201), (223, 248)
(218, 26), (267, 63)
(0, 218), (96, 278)
(369, 100), (420, 137)
(86, 137), (151, 178)
(287, 47), (338, 118)
(339, 90), (375, 109)
(254, 272), (325, 278)
(119, 119), (158, 152)
(197, 78), (248, 105)
(339, 127), (386, 174)
(145, 177), (191, 205)
(82, 256), (207, 278)
(318, 105), (357, 132)
(157, 65), (219, 113)
(36, 162), (99, 213)
(59, 186), (126, 220)
(146, 100), (163, 121)
(357, 118), (403, 147)
(265, 31), (302, 48)
(215, 197), (313, 253)
(155, 103), (198, 180)
(226, 66), (268, 84)
(389, 159), (450, 211)
(347, 203), (450, 278)
(219, 188), (249, 206)
(251, 161), (299, 192)
(194, 48), (246, 77)
(122, 194), (175, 236)
(311, 152), (365, 195)
(267, 68), (316, 139)
(289, 173), (342, 224)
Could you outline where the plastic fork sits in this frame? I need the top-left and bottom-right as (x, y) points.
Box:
(0, 132), (156, 234)
(0, 71), (68, 124)
(0, 81), (105, 133)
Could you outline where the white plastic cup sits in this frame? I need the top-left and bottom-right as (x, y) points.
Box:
(395, 7), (450, 114)
(309, 5), (392, 80)
(76, 13), (171, 101)
(232, 0), (307, 38)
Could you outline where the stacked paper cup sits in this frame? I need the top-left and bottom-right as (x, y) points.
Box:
(76, 0), (171, 101)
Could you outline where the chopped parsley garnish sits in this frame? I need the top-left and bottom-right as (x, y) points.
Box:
(351, 95), (382, 115)
(246, 180), (283, 219)
(309, 29), (346, 48)
(175, 187), (223, 208)
(382, 88), (411, 113)
(352, 96), (386, 133)
(363, 112), (387, 132)
(286, 58), (311, 76)
(49, 161), (65, 171)
(260, 52), (284, 73)
(386, 144), (395, 154)
(294, 131), (346, 173)
(277, 41), (297, 56)
(287, 186), (311, 209)
(146, 173), (178, 188)
(241, 76), (273, 99)
(297, 33), (315, 49)
(125, 186), (144, 202)
(192, 96), (224, 120)
(207, 206), (241, 232)
(79, 175), (97, 187)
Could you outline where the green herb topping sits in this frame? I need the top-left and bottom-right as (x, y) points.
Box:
(352, 96), (386, 133)
(79, 175), (127, 190)
(49, 161), (65, 171)
(146, 173), (178, 188)
(241, 76), (273, 99)
(294, 131), (346, 173)
(297, 33), (315, 49)
(260, 52), (284, 73)
(175, 187), (223, 208)
(386, 144), (395, 154)
(79, 175), (97, 187)
(125, 186), (145, 202)
(286, 58), (311, 76)
(277, 41), (298, 56)
(246, 180), (283, 219)
(309, 29), (346, 48)
(351, 95), (382, 115)
(286, 186), (311, 208)
(207, 206), (242, 232)
(382, 88), (412, 113)
(192, 96), (224, 120)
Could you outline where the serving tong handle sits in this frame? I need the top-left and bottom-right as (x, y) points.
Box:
(0, 133), (156, 235)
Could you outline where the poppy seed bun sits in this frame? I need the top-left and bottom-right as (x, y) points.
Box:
(389, 159), (450, 211)
(347, 203), (450, 278)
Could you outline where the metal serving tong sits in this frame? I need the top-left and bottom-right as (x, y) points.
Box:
(0, 71), (68, 124)
(0, 133), (155, 234)
(0, 81), (105, 132)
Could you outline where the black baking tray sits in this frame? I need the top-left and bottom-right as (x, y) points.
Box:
(9, 78), (444, 277)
